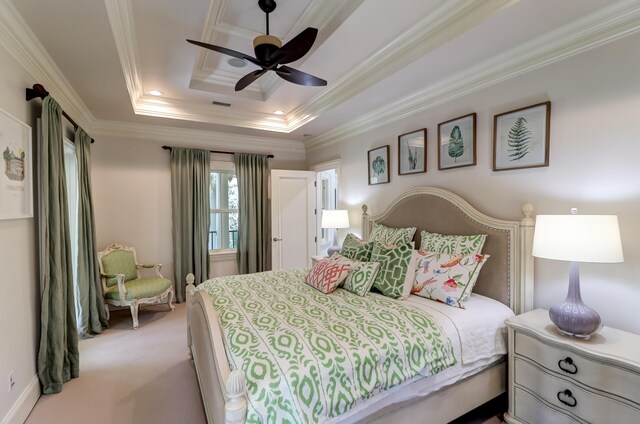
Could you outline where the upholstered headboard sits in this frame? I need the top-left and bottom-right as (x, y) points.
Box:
(362, 187), (534, 314)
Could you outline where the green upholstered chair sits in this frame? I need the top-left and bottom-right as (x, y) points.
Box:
(98, 243), (175, 329)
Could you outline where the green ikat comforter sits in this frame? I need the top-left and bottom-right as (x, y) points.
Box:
(197, 268), (457, 424)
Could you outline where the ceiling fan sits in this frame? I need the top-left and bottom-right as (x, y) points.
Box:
(187, 0), (327, 92)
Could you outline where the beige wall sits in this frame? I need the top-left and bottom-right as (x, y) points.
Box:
(0, 46), (40, 422)
(91, 136), (306, 283)
(308, 33), (640, 334)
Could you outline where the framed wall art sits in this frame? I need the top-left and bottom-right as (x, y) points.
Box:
(493, 101), (550, 171)
(368, 145), (389, 185)
(0, 107), (33, 220)
(438, 113), (476, 170)
(398, 128), (426, 175)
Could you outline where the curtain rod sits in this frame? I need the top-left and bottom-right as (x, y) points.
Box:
(161, 145), (274, 159)
(25, 84), (95, 144)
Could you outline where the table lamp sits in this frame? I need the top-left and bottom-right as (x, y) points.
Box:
(532, 210), (624, 338)
(321, 209), (350, 256)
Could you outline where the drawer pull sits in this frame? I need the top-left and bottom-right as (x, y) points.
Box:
(557, 389), (577, 407)
(558, 357), (578, 374)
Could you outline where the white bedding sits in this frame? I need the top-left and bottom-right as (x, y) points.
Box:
(330, 292), (514, 423)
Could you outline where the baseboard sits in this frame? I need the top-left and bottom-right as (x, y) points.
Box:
(1, 375), (40, 424)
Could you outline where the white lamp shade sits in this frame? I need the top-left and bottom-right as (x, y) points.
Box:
(321, 209), (350, 229)
(532, 215), (624, 263)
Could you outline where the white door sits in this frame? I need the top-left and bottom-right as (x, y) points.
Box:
(271, 170), (316, 270)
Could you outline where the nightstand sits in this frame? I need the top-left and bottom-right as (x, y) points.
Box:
(505, 309), (640, 424)
(311, 255), (327, 266)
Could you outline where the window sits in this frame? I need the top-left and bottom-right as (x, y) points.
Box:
(210, 161), (238, 251)
(63, 140), (81, 329)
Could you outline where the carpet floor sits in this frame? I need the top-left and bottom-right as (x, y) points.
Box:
(25, 303), (502, 424)
(26, 303), (206, 424)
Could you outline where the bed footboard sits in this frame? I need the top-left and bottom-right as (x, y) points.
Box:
(186, 274), (248, 424)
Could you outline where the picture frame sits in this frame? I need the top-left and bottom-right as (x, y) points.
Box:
(0, 107), (33, 220)
(438, 113), (476, 170)
(398, 129), (426, 175)
(367, 145), (390, 185)
(493, 101), (551, 171)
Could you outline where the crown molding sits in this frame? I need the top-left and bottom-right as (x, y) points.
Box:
(133, 96), (290, 132)
(104, 0), (292, 131)
(91, 119), (306, 159)
(111, 0), (504, 133)
(104, 0), (145, 103)
(286, 0), (517, 132)
(305, 0), (640, 151)
(0, 0), (95, 130)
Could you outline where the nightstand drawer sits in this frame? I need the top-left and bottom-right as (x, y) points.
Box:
(513, 387), (578, 424)
(515, 358), (640, 423)
(515, 331), (640, 406)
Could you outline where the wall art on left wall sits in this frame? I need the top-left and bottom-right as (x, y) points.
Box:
(0, 107), (33, 219)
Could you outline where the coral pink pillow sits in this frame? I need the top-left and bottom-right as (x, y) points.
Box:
(305, 258), (353, 294)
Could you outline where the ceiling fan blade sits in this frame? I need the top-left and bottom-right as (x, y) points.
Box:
(186, 39), (264, 68)
(276, 65), (327, 87)
(269, 27), (318, 65)
(235, 69), (267, 91)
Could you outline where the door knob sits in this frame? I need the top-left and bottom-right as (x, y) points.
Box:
(273, 237), (283, 242)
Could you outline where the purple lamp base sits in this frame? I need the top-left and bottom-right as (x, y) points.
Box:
(549, 262), (601, 339)
(326, 229), (341, 257)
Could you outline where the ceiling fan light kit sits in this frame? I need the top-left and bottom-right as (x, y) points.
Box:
(187, 0), (326, 92)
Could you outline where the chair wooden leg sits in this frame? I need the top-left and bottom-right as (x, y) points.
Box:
(130, 301), (139, 329)
(168, 289), (175, 311)
(105, 303), (110, 321)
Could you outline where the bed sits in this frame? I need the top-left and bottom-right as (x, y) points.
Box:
(186, 187), (535, 423)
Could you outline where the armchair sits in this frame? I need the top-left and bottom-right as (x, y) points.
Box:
(98, 243), (175, 329)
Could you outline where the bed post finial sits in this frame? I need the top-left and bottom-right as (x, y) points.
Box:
(186, 273), (195, 286)
(362, 204), (370, 241)
(521, 202), (534, 222)
(225, 370), (247, 424)
(519, 201), (535, 314)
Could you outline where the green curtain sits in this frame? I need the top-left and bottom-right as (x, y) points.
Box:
(170, 148), (210, 302)
(37, 96), (79, 394)
(74, 127), (107, 336)
(235, 153), (270, 274)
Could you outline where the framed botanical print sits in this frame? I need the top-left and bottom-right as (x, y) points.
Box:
(0, 107), (33, 220)
(493, 101), (551, 171)
(438, 113), (476, 170)
(398, 129), (426, 175)
(368, 145), (389, 185)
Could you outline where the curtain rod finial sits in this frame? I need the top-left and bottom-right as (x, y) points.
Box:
(26, 84), (49, 101)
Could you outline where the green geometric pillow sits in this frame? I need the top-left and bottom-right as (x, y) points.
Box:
(369, 222), (416, 246)
(339, 233), (373, 262)
(342, 261), (380, 296)
(370, 242), (413, 299)
(419, 231), (486, 256)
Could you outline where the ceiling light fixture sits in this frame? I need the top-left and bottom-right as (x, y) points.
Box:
(228, 58), (247, 68)
(273, 110), (285, 115)
(148, 90), (163, 96)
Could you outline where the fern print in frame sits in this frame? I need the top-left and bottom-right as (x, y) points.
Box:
(398, 129), (426, 175)
(438, 113), (476, 170)
(368, 145), (390, 185)
(493, 102), (550, 171)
